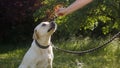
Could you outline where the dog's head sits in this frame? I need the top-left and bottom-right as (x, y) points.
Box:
(33, 21), (57, 40)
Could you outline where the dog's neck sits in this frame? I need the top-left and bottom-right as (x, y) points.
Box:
(35, 36), (51, 46)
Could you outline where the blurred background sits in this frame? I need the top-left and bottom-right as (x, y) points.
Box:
(0, 0), (120, 44)
(0, 0), (120, 68)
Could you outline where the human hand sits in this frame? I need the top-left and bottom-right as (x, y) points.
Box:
(55, 7), (67, 16)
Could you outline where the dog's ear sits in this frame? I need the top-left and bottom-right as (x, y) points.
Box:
(33, 30), (39, 40)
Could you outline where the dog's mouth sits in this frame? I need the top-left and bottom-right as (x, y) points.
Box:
(48, 27), (54, 32)
(48, 21), (56, 32)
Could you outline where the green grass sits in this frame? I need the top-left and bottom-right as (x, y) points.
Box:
(0, 37), (120, 68)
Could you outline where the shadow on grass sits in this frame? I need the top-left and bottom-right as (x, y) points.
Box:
(0, 42), (31, 54)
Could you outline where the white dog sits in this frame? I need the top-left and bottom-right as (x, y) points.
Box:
(19, 21), (57, 68)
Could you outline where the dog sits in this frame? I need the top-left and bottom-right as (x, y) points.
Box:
(19, 21), (57, 68)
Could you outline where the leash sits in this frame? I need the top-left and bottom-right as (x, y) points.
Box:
(52, 31), (120, 55)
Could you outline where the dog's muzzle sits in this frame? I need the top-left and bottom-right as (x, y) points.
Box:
(48, 21), (56, 32)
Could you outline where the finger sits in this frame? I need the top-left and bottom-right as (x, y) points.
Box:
(58, 13), (64, 16)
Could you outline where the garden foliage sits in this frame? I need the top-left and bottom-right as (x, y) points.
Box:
(0, 0), (120, 43)
(34, 0), (120, 39)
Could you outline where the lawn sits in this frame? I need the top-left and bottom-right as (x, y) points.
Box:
(0, 37), (120, 68)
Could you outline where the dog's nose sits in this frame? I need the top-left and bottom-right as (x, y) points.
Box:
(50, 21), (55, 27)
(50, 21), (55, 24)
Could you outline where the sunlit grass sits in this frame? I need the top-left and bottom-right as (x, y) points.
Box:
(0, 37), (120, 68)
(0, 48), (27, 68)
(0, 49), (24, 59)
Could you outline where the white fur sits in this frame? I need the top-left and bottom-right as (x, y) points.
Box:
(19, 22), (57, 68)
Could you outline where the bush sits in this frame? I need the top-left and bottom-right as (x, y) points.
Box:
(0, 0), (42, 43)
(33, 0), (120, 40)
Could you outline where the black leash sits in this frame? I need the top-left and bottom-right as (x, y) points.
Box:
(53, 31), (120, 55)
(52, 15), (120, 55)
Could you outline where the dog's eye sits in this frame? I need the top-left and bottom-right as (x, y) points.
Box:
(42, 24), (46, 26)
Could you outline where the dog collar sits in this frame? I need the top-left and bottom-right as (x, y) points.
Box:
(35, 40), (50, 49)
